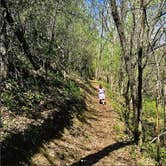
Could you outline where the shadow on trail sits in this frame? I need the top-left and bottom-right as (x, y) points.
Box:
(71, 141), (134, 166)
(1, 90), (88, 166)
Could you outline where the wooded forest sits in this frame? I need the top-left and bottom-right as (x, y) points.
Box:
(0, 0), (166, 165)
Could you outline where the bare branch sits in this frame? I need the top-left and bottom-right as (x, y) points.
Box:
(150, 131), (166, 144)
(151, 24), (165, 48)
(154, 43), (166, 51)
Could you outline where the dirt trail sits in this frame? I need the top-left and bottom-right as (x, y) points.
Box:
(31, 81), (137, 166)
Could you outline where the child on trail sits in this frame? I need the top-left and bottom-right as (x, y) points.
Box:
(98, 84), (106, 104)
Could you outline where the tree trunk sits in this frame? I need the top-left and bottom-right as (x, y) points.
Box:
(1, 0), (40, 71)
(156, 96), (161, 163)
(110, 0), (135, 137)
(124, 80), (130, 133)
(161, 76), (166, 144)
(154, 48), (162, 164)
(135, 47), (143, 145)
(134, 0), (146, 146)
(0, 11), (8, 82)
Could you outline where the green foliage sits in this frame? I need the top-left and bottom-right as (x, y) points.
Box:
(143, 95), (156, 117)
(143, 143), (166, 165)
(130, 146), (139, 160)
(1, 79), (44, 115)
(143, 95), (163, 119)
(160, 146), (166, 165)
(64, 80), (81, 99)
(1, 80), (20, 110)
(142, 95), (164, 141)
(1, 76), (83, 118)
(3, 0), (97, 80)
(113, 123), (121, 132)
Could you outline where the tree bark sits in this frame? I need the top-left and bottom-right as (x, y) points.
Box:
(109, 0), (136, 138)
(0, 10), (8, 81)
(135, 47), (143, 145)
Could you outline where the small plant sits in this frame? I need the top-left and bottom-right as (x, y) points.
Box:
(113, 123), (121, 132)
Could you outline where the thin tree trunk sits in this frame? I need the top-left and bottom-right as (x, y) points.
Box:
(134, 0), (147, 146)
(97, 10), (104, 80)
(161, 76), (166, 144)
(156, 95), (161, 163)
(135, 47), (143, 145)
(124, 80), (130, 133)
(154, 49), (162, 164)
(1, 11), (8, 81)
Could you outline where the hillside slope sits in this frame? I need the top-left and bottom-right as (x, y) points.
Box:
(30, 80), (155, 166)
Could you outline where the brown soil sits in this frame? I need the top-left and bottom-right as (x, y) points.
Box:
(30, 81), (154, 166)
